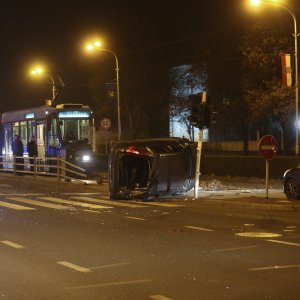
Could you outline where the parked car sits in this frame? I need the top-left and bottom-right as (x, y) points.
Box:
(283, 168), (300, 200)
(109, 138), (196, 200)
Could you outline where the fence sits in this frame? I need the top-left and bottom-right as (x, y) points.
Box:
(0, 155), (87, 181)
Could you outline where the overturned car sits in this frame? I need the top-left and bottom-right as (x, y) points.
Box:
(109, 138), (196, 200)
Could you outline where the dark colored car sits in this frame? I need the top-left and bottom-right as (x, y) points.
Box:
(109, 138), (196, 200)
(283, 168), (300, 200)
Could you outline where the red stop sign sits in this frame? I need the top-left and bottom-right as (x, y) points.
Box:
(258, 135), (277, 160)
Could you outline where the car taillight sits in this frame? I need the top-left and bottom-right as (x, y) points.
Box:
(126, 146), (140, 155)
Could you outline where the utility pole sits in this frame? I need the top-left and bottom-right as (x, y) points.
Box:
(194, 92), (207, 199)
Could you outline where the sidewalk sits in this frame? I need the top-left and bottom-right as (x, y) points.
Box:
(185, 190), (300, 212)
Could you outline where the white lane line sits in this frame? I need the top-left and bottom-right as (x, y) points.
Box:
(0, 194), (43, 196)
(266, 239), (300, 247)
(249, 264), (300, 271)
(125, 216), (145, 221)
(71, 196), (146, 208)
(1, 240), (25, 249)
(213, 245), (259, 252)
(185, 225), (214, 232)
(65, 279), (151, 290)
(150, 295), (173, 300)
(6, 197), (72, 210)
(83, 209), (103, 214)
(39, 197), (112, 210)
(0, 201), (36, 211)
(130, 201), (184, 208)
(90, 262), (130, 270)
(57, 261), (92, 273)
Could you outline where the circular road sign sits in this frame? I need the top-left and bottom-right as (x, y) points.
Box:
(100, 118), (111, 130)
(258, 135), (277, 160)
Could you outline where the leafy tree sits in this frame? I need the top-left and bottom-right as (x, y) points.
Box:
(240, 12), (294, 154)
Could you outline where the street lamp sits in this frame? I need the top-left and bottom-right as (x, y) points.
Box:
(249, 0), (299, 155)
(30, 66), (57, 103)
(85, 40), (122, 141)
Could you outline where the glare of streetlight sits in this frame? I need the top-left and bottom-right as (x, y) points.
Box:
(249, 0), (282, 7)
(30, 65), (44, 76)
(85, 39), (103, 53)
(29, 64), (57, 102)
(250, 0), (261, 6)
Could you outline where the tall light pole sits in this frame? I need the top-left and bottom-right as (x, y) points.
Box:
(30, 66), (57, 103)
(85, 41), (121, 141)
(250, 0), (299, 154)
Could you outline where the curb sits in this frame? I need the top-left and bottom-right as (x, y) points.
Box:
(196, 198), (300, 212)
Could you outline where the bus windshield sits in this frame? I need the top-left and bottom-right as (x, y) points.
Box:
(60, 118), (91, 143)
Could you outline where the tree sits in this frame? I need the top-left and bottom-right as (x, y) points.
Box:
(240, 12), (294, 154)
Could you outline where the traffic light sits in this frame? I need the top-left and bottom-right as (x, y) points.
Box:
(187, 94), (211, 129)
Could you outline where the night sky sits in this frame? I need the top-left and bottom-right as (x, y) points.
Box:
(0, 0), (297, 110)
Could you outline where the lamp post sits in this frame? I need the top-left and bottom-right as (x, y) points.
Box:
(31, 67), (57, 103)
(250, 0), (299, 154)
(85, 41), (121, 140)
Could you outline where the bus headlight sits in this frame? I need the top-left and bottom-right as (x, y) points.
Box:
(82, 155), (91, 162)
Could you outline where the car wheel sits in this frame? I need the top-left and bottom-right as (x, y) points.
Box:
(285, 178), (300, 200)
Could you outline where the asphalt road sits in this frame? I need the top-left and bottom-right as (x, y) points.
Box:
(0, 176), (299, 299)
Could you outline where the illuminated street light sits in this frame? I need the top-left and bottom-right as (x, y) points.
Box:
(249, 0), (299, 155)
(30, 65), (57, 103)
(85, 40), (122, 140)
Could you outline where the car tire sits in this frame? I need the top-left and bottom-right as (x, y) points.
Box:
(285, 178), (300, 200)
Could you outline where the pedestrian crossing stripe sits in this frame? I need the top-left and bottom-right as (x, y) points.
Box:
(71, 196), (147, 208)
(38, 197), (113, 209)
(6, 197), (72, 210)
(0, 201), (36, 211)
(130, 201), (184, 208)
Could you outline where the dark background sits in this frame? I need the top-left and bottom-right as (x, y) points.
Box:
(0, 0), (298, 138)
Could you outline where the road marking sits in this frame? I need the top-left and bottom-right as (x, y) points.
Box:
(71, 196), (146, 208)
(213, 245), (259, 252)
(131, 201), (184, 208)
(249, 264), (300, 271)
(65, 279), (151, 290)
(125, 216), (145, 221)
(266, 239), (300, 247)
(0, 201), (36, 211)
(83, 209), (103, 214)
(57, 261), (92, 273)
(90, 262), (130, 270)
(185, 225), (214, 232)
(6, 197), (72, 210)
(39, 197), (112, 210)
(1, 240), (25, 249)
(150, 295), (173, 300)
(0, 193), (43, 196)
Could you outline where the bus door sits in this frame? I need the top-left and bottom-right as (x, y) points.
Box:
(36, 122), (45, 159)
(4, 124), (12, 165)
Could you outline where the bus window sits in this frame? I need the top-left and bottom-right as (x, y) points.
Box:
(28, 121), (36, 139)
(20, 121), (28, 145)
(49, 117), (60, 147)
(61, 119), (90, 142)
(13, 122), (19, 137)
(80, 119), (90, 140)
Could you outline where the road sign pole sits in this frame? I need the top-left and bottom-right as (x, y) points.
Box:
(266, 160), (269, 199)
(258, 135), (277, 200)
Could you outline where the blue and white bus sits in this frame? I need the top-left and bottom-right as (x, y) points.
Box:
(1, 103), (99, 175)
